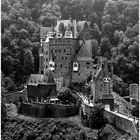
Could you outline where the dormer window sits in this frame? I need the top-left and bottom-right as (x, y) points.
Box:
(73, 62), (79, 72)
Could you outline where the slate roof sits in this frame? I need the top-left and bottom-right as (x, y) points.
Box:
(77, 41), (91, 58)
(28, 69), (55, 86)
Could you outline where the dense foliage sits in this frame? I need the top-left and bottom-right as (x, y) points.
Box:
(2, 115), (97, 140)
(81, 103), (107, 129)
(58, 88), (77, 104)
(1, 0), (139, 96)
(88, 104), (107, 129)
(131, 102), (139, 118)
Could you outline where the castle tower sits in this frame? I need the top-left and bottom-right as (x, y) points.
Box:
(103, 78), (110, 94)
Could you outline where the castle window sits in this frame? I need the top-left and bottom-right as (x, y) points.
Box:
(55, 50), (57, 53)
(46, 51), (48, 55)
(87, 66), (89, 69)
(60, 64), (62, 68)
(46, 58), (48, 61)
(59, 49), (61, 53)
(41, 70), (43, 74)
(65, 56), (67, 60)
(46, 65), (48, 68)
(64, 49), (66, 53)
(79, 73), (80, 76)
(86, 62), (90, 65)
(54, 56), (56, 60)
(62, 56), (63, 60)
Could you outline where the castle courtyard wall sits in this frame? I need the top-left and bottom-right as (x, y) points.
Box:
(19, 103), (79, 118)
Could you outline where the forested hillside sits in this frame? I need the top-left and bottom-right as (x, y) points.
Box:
(1, 0), (139, 95)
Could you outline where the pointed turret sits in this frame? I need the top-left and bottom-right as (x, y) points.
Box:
(57, 22), (64, 38)
(65, 24), (73, 38)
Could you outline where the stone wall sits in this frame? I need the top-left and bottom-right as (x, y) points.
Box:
(5, 92), (27, 103)
(104, 110), (138, 139)
(27, 84), (56, 100)
(19, 103), (79, 118)
(82, 103), (138, 139)
(72, 60), (94, 82)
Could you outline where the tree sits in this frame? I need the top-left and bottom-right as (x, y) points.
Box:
(58, 89), (76, 104)
(31, 4), (41, 22)
(40, 3), (61, 26)
(101, 22), (113, 40)
(113, 75), (128, 96)
(131, 103), (139, 118)
(102, 14), (111, 25)
(23, 49), (34, 76)
(1, 73), (7, 129)
(111, 47), (117, 59)
(1, 12), (11, 33)
(117, 15), (126, 31)
(116, 0), (127, 14)
(91, 39), (99, 58)
(88, 103), (107, 139)
(1, 0), (11, 12)
(124, 1), (139, 25)
(92, 23), (101, 42)
(100, 37), (112, 58)
(88, 12), (98, 26)
(104, 0), (117, 16)
(89, 103), (107, 129)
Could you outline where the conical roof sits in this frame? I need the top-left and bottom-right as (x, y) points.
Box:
(58, 22), (64, 33)
(66, 24), (72, 32)
(45, 69), (55, 83)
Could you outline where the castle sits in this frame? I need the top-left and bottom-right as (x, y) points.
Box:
(39, 18), (102, 84)
(38, 17), (114, 108)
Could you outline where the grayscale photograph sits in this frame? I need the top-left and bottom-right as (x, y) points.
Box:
(1, 0), (139, 139)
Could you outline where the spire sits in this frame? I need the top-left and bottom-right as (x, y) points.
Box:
(58, 22), (64, 33)
(47, 69), (55, 83)
(66, 24), (72, 32)
(65, 24), (73, 38)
